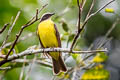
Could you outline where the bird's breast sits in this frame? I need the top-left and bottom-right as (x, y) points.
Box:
(38, 20), (58, 48)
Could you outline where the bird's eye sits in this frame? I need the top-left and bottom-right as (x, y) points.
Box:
(43, 16), (47, 19)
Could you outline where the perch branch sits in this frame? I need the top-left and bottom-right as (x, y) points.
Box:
(0, 23), (9, 34)
(0, 47), (107, 66)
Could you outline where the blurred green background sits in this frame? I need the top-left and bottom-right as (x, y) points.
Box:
(0, 0), (120, 80)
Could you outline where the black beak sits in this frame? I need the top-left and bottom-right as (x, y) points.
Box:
(51, 13), (55, 16)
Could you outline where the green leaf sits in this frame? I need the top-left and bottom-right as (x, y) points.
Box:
(61, 21), (69, 32)
(70, 0), (82, 7)
(71, 53), (79, 60)
(68, 34), (75, 42)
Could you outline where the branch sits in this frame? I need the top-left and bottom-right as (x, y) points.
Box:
(0, 55), (5, 58)
(84, 0), (115, 25)
(70, 0), (115, 50)
(70, 0), (84, 50)
(0, 11), (21, 51)
(82, 5), (118, 62)
(86, 0), (96, 18)
(0, 23), (9, 34)
(5, 4), (47, 59)
(19, 56), (26, 80)
(25, 55), (36, 80)
(0, 47), (107, 66)
(2, 32), (34, 49)
(0, 67), (11, 70)
(12, 59), (52, 68)
(98, 17), (120, 48)
(9, 48), (107, 59)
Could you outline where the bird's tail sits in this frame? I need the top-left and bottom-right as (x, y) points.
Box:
(52, 56), (67, 74)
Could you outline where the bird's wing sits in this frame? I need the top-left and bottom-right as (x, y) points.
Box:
(37, 29), (44, 48)
(54, 24), (61, 47)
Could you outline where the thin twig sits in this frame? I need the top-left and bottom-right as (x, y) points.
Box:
(86, 0), (96, 18)
(74, 0), (96, 65)
(82, 7), (118, 62)
(0, 4), (48, 67)
(70, 0), (83, 50)
(26, 4), (48, 25)
(98, 18), (120, 48)
(0, 11), (21, 51)
(25, 46), (38, 80)
(12, 59), (52, 68)
(25, 55), (36, 80)
(0, 67), (11, 70)
(72, 68), (81, 80)
(0, 55), (5, 58)
(70, 0), (115, 51)
(105, 19), (119, 37)
(69, 1), (115, 78)
(36, 8), (39, 20)
(5, 4), (47, 59)
(0, 23), (9, 34)
(2, 32), (34, 49)
(19, 56), (26, 80)
(81, 0), (87, 9)
(84, 0), (115, 23)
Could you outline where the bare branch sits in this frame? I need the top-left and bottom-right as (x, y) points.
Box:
(86, 0), (96, 18)
(0, 47), (107, 66)
(70, 0), (84, 50)
(84, 0), (115, 25)
(105, 18), (119, 38)
(19, 56), (26, 80)
(72, 69), (81, 80)
(0, 23), (9, 34)
(2, 32), (34, 49)
(9, 48), (107, 58)
(92, 0), (115, 17)
(81, 0), (87, 9)
(36, 8), (39, 20)
(0, 55), (5, 58)
(5, 4), (47, 59)
(12, 59), (52, 68)
(25, 56), (36, 80)
(0, 67), (11, 70)
(70, 0), (115, 50)
(0, 11), (21, 51)
(98, 17), (120, 48)
(26, 4), (48, 24)
(82, 10), (119, 62)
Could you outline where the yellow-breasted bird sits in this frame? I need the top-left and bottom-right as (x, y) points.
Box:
(37, 13), (67, 74)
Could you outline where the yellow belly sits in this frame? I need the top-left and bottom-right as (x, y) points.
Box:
(37, 19), (59, 60)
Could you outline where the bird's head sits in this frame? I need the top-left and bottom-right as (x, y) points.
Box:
(40, 13), (55, 22)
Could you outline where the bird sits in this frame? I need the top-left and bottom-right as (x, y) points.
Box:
(37, 13), (67, 74)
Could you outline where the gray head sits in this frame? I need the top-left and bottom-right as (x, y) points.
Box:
(40, 13), (55, 22)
